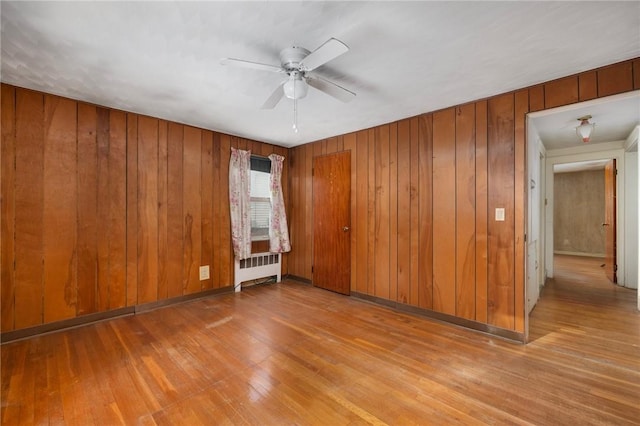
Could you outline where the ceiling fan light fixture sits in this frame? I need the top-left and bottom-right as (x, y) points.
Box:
(283, 72), (308, 100)
(576, 115), (594, 143)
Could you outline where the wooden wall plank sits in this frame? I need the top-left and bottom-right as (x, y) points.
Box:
(183, 126), (202, 294)
(157, 120), (169, 300)
(297, 145), (306, 278)
(77, 103), (97, 315)
(167, 123), (184, 296)
(312, 141), (324, 281)
(374, 126), (390, 299)
(355, 131), (369, 294)
(304, 143), (314, 279)
(409, 117), (420, 307)
(1, 84), (16, 331)
(409, 117), (421, 306)
(387, 124), (398, 302)
(455, 104), (476, 320)
(43, 95), (77, 323)
(366, 130), (376, 295)
(14, 88), (44, 329)
(218, 134), (232, 286)
(544, 76), (578, 109)
(597, 61), (633, 97)
(108, 110), (127, 309)
(529, 85), (544, 112)
(287, 147), (299, 276)
(96, 108), (110, 311)
(326, 137), (338, 154)
(634, 59), (640, 89)
(137, 116), (159, 304)
(201, 131), (214, 290)
(343, 133), (358, 291)
(578, 71), (598, 101)
(126, 113), (138, 306)
(315, 140), (326, 158)
(475, 101), (489, 323)
(211, 132), (221, 287)
(298, 144), (308, 278)
(276, 145), (290, 275)
(418, 114), (433, 309)
(396, 120), (411, 304)
(487, 93), (515, 330)
(514, 90), (529, 333)
(432, 108), (456, 315)
(289, 145), (302, 277)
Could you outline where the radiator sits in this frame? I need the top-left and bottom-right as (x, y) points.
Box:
(234, 252), (281, 292)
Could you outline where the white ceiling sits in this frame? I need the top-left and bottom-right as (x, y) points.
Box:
(2, 1), (639, 148)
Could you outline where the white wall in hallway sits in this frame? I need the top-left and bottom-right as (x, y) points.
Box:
(624, 151), (638, 289)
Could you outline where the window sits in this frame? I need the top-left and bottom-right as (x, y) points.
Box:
(250, 156), (271, 241)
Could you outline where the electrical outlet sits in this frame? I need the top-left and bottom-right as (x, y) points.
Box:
(199, 265), (210, 280)
(495, 208), (505, 222)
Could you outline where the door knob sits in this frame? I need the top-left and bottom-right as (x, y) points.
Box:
(602, 223), (610, 226)
(343, 226), (350, 232)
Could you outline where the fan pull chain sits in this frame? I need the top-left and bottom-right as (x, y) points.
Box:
(292, 79), (299, 133)
(293, 98), (298, 133)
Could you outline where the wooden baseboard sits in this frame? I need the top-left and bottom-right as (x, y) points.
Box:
(135, 286), (233, 313)
(1, 307), (135, 344)
(351, 292), (526, 343)
(283, 274), (312, 284)
(1, 286), (234, 344)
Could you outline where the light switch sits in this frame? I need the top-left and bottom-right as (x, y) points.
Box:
(495, 208), (505, 221)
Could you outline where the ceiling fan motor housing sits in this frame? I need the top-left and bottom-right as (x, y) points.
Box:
(280, 46), (311, 71)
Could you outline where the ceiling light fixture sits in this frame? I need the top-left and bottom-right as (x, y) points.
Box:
(576, 115), (595, 143)
(283, 71), (308, 100)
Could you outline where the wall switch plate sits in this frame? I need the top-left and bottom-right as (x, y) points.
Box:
(495, 208), (505, 222)
(199, 265), (210, 280)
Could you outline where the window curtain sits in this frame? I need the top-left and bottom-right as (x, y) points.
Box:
(268, 153), (291, 253)
(229, 148), (252, 260)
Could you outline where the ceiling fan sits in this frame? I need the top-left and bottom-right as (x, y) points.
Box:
(221, 38), (356, 131)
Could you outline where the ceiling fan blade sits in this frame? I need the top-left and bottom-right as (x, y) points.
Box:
(299, 38), (349, 71)
(261, 82), (285, 109)
(306, 75), (356, 103)
(221, 58), (283, 73)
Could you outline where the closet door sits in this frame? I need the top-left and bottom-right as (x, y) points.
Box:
(312, 151), (351, 295)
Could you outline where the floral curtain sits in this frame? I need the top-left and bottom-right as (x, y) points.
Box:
(268, 154), (291, 253)
(229, 148), (252, 260)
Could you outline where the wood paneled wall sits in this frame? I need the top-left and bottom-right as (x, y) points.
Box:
(1, 84), (288, 332)
(287, 58), (640, 334)
(1, 58), (637, 335)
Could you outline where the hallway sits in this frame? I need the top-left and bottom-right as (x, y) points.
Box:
(529, 254), (639, 364)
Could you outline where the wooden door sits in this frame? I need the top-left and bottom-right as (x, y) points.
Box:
(313, 151), (351, 295)
(604, 159), (616, 283)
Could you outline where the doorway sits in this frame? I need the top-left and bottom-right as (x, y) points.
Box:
(312, 151), (351, 295)
(526, 90), (640, 337)
(551, 159), (616, 292)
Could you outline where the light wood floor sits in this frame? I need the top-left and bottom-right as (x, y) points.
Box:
(2, 255), (639, 425)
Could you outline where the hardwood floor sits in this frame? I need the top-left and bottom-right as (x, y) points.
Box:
(2, 256), (639, 425)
